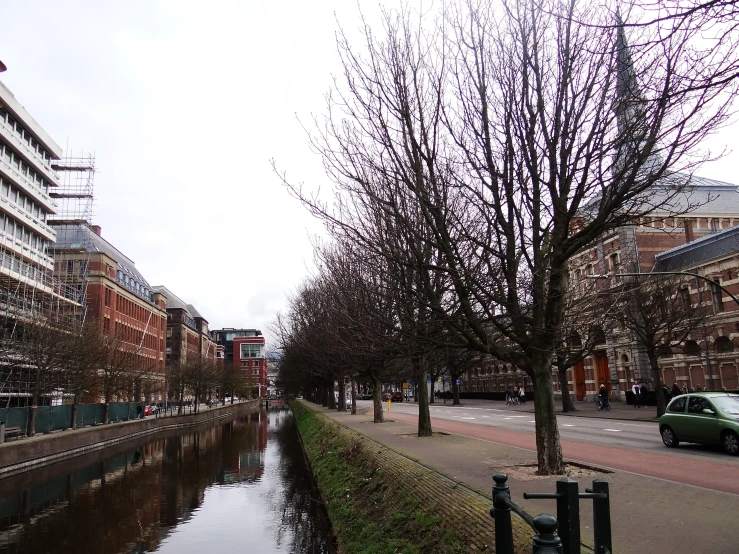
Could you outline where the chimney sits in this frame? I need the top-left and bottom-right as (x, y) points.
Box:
(684, 219), (694, 243)
(90, 225), (102, 236)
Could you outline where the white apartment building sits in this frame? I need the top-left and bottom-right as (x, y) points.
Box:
(0, 79), (63, 318)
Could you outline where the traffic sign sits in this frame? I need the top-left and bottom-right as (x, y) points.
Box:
(456, 379), (460, 385)
(426, 378), (431, 383)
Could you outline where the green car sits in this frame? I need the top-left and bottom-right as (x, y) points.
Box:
(659, 392), (739, 455)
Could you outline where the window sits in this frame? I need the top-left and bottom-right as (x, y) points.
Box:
(103, 318), (110, 332)
(252, 360), (260, 367)
(240, 343), (262, 358)
(609, 253), (619, 271)
(166, 328), (172, 338)
(687, 396), (714, 415)
(668, 397), (686, 413)
(79, 260), (88, 275)
(166, 347), (171, 360)
(711, 218), (720, 233)
(67, 260), (75, 275)
(104, 287), (111, 307)
(241, 361), (248, 367)
(252, 368), (260, 376)
(712, 280), (724, 313)
(680, 288), (691, 309)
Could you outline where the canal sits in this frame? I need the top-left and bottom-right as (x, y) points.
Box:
(0, 409), (336, 554)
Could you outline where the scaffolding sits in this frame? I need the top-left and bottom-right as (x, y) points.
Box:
(0, 150), (95, 407)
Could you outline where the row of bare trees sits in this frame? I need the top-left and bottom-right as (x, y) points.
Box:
(274, 0), (739, 474)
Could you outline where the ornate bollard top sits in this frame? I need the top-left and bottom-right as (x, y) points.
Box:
(532, 513), (558, 537)
(493, 472), (509, 486)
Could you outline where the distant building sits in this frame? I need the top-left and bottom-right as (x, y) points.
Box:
(52, 223), (168, 401)
(212, 328), (267, 397)
(151, 286), (217, 366)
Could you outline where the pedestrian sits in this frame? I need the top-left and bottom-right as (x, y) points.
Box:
(640, 383), (648, 406)
(671, 383), (681, 398)
(632, 381), (641, 408)
(696, 384), (703, 392)
(682, 385), (688, 395)
(662, 384), (672, 402)
(136, 404), (143, 419)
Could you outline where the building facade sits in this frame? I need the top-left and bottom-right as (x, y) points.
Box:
(151, 285), (217, 366)
(212, 328), (267, 397)
(52, 224), (168, 401)
(0, 80), (69, 321)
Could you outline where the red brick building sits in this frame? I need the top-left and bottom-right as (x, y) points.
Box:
(213, 328), (267, 397)
(52, 223), (168, 401)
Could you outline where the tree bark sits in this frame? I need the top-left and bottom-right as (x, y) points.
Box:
(414, 357), (432, 437)
(451, 377), (461, 405)
(350, 377), (357, 415)
(104, 401), (111, 425)
(327, 378), (336, 410)
(649, 354), (667, 417)
(338, 376), (346, 411)
(532, 359), (564, 474)
(371, 375), (384, 423)
(71, 397), (79, 430)
(558, 366), (577, 413)
(27, 403), (37, 437)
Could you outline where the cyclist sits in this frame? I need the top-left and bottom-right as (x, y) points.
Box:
(597, 384), (609, 410)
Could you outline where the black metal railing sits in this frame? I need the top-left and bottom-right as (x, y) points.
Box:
(491, 472), (612, 554)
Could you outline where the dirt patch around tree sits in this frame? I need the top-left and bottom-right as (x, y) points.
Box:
(494, 462), (611, 481)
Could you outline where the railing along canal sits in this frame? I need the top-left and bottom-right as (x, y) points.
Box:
(491, 472), (612, 554)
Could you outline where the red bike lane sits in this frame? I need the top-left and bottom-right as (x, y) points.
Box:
(388, 411), (739, 495)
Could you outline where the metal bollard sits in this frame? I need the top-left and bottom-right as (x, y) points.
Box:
(532, 513), (562, 553)
(556, 478), (580, 554)
(492, 473), (514, 554)
(591, 480), (612, 554)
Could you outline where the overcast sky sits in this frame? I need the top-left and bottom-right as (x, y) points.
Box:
(1, 1), (737, 348)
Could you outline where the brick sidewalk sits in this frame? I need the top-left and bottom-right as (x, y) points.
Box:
(310, 402), (738, 554)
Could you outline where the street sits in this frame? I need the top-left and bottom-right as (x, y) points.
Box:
(358, 399), (739, 494)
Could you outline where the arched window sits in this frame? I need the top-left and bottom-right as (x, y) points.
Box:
(715, 336), (734, 353)
(684, 340), (701, 357)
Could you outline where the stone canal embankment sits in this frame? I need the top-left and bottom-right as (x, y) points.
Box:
(292, 401), (533, 554)
(0, 401), (259, 478)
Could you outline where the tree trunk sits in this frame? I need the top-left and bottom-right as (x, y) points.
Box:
(104, 401), (111, 425)
(649, 354), (667, 417)
(71, 397), (79, 430)
(371, 375), (384, 423)
(451, 376), (461, 405)
(327, 378), (336, 410)
(532, 359), (564, 475)
(558, 366), (577, 412)
(429, 380), (435, 404)
(414, 357), (432, 437)
(350, 377), (357, 415)
(337, 376), (345, 411)
(27, 402), (38, 437)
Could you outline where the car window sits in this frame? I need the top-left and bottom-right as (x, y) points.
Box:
(668, 397), (687, 413)
(687, 396), (714, 414)
(712, 396), (739, 415)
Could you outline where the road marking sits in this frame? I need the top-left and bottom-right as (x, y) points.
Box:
(460, 417), (476, 420)
(603, 428), (622, 432)
(562, 424), (575, 427)
(482, 415), (490, 418)
(528, 420), (536, 423)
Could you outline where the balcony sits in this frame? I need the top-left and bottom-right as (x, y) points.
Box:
(0, 120), (60, 185)
(0, 157), (56, 213)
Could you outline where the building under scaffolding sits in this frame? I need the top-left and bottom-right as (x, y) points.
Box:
(0, 79), (93, 406)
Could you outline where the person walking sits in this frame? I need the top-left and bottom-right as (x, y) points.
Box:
(632, 381), (641, 408)
(671, 383), (681, 398)
(640, 383), (649, 407)
(597, 384), (609, 410)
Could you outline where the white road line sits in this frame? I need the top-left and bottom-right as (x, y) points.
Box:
(603, 428), (623, 432)
(528, 420), (536, 423)
(562, 424), (575, 427)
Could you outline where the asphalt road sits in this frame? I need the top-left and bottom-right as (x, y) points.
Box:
(354, 399), (739, 493)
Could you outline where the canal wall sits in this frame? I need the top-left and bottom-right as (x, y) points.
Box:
(0, 401), (259, 478)
(292, 401), (525, 554)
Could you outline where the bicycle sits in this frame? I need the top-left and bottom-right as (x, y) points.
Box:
(596, 397), (611, 411)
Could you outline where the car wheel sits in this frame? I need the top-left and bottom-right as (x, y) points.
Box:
(661, 426), (679, 448)
(722, 431), (739, 456)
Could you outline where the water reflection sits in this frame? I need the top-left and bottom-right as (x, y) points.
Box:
(0, 409), (335, 554)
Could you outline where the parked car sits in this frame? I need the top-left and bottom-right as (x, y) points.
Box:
(382, 392), (391, 401)
(659, 392), (739, 455)
(391, 391), (403, 402)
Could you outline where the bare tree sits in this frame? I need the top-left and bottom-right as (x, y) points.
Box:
(99, 330), (138, 424)
(16, 317), (68, 436)
(614, 273), (710, 416)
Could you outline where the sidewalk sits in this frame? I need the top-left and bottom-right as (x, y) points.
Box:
(427, 398), (659, 422)
(308, 402), (737, 554)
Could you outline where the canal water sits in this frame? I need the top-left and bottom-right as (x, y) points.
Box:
(0, 409), (336, 554)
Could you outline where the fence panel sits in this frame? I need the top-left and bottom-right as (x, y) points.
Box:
(50, 405), (73, 432)
(76, 403), (104, 427)
(0, 407), (28, 430)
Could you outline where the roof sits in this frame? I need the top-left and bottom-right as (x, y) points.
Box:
(151, 285), (208, 323)
(653, 224), (739, 272)
(53, 223), (152, 286)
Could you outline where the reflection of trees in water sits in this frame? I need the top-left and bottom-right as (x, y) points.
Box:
(0, 412), (334, 554)
(268, 409), (336, 554)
